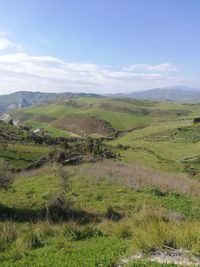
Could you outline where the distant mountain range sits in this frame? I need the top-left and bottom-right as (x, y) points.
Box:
(0, 91), (101, 114)
(0, 86), (200, 114)
(126, 86), (200, 102)
(106, 86), (200, 102)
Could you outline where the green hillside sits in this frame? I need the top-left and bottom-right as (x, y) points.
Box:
(12, 96), (200, 138)
(1, 96), (200, 266)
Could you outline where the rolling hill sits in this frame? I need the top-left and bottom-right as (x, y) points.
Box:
(10, 95), (200, 139)
(10, 97), (159, 137)
(0, 91), (101, 114)
(1, 86), (200, 116)
(1, 95), (200, 266)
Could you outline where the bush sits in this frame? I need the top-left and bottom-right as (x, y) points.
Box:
(193, 117), (200, 124)
(17, 229), (43, 249)
(116, 224), (132, 239)
(56, 165), (70, 192)
(147, 186), (166, 197)
(0, 222), (18, 251)
(45, 193), (74, 222)
(0, 160), (13, 189)
(133, 221), (170, 252)
(105, 206), (123, 221)
(64, 224), (104, 241)
(35, 223), (57, 239)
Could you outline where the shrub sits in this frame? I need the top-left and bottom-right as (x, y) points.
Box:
(35, 223), (57, 239)
(147, 186), (166, 197)
(48, 149), (67, 163)
(0, 222), (18, 251)
(105, 206), (123, 221)
(133, 221), (170, 252)
(0, 160), (13, 189)
(193, 117), (200, 124)
(116, 224), (132, 239)
(17, 229), (43, 249)
(64, 224), (104, 241)
(45, 193), (74, 222)
(56, 165), (70, 192)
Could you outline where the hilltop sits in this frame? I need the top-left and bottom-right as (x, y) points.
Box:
(1, 86), (200, 115)
(0, 91), (101, 114)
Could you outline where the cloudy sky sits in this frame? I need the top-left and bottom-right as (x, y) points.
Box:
(0, 0), (199, 94)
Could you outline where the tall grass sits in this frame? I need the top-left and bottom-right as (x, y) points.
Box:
(100, 207), (200, 253)
(80, 160), (200, 196)
(0, 222), (18, 252)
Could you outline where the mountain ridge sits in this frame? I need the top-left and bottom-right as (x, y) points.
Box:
(0, 91), (102, 114)
(1, 86), (200, 114)
(127, 86), (200, 102)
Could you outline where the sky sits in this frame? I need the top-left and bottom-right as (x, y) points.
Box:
(0, 0), (199, 94)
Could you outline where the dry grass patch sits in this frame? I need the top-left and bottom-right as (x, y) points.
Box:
(79, 160), (200, 196)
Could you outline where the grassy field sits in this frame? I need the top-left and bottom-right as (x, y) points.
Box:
(110, 118), (200, 175)
(2, 96), (200, 266)
(0, 162), (200, 266)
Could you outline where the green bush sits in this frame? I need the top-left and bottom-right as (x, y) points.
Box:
(0, 222), (18, 251)
(17, 229), (43, 249)
(116, 225), (133, 239)
(64, 224), (104, 241)
(105, 206), (122, 221)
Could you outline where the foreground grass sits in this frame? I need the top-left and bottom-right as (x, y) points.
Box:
(0, 233), (127, 267)
(0, 218), (199, 266)
(0, 162), (199, 266)
(0, 167), (61, 210)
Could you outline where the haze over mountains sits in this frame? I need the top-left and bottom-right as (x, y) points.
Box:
(0, 86), (200, 114)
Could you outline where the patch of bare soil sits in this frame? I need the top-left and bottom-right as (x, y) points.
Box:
(52, 115), (115, 136)
(117, 249), (200, 266)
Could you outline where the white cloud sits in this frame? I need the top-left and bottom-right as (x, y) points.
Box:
(0, 32), (195, 94)
(0, 32), (22, 51)
(0, 53), (191, 94)
(124, 63), (177, 72)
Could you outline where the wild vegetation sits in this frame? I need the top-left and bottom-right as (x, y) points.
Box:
(1, 96), (200, 266)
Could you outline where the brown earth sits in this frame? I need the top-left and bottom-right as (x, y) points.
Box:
(52, 115), (115, 136)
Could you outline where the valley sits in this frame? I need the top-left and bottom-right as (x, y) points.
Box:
(0, 96), (200, 266)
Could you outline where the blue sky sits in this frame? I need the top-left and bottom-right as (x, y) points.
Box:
(0, 0), (199, 94)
